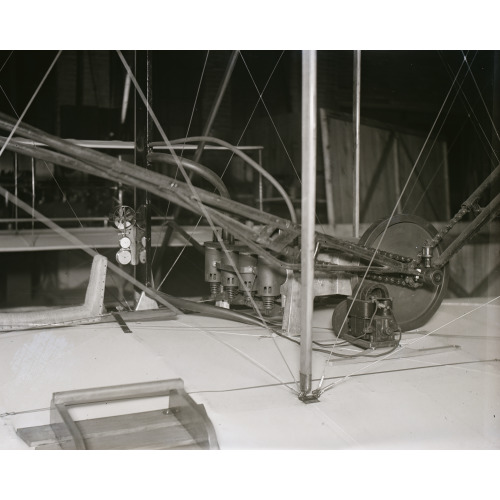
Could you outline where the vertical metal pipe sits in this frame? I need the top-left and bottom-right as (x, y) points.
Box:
(14, 152), (18, 231)
(135, 50), (153, 288)
(442, 141), (451, 220)
(145, 52), (153, 287)
(258, 148), (263, 211)
(319, 107), (335, 228)
(393, 134), (402, 214)
(31, 156), (35, 232)
(299, 50), (317, 395)
(353, 50), (361, 237)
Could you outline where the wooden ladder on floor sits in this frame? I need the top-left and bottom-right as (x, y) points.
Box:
(17, 379), (219, 450)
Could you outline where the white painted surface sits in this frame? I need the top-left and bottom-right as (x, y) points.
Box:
(0, 298), (499, 449)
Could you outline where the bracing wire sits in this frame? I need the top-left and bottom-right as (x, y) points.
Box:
(218, 51), (284, 181)
(317, 295), (500, 396)
(176, 318), (299, 395)
(0, 51), (13, 74)
(461, 50), (500, 149)
(410, 50), (500, 222)
(160, 50), (210, 224)
(152, 51), (210, 269)
(237, 52), (331, 232)
(116, 50), (300, 392)
(316, 50), (472, 394)
(0, 51), (61, 160)
(0, 62), (100, 257)
(411, 118), (468, 213)
(439, 51), (500, 165)
(401, 51), (476, 213)
(238, 52), (315, 218)
(155, 52), (293, 290)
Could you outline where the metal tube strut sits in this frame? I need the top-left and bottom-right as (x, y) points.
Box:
(299, 50), (317, 396)
(353, 50), (361, 238)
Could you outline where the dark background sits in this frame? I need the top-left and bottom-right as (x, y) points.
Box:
(0, 50), (498, 307)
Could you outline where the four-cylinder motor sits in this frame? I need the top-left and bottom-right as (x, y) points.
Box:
(203, 240), (285, 315)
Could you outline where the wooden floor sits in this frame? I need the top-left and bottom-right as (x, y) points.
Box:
(0, 297), (499, 449)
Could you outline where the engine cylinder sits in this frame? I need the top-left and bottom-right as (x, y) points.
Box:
(255, 259), (285, 313)
(221, 249), (239, 302)
(238, 252), (257, 296)
(204, 242), (221, 296)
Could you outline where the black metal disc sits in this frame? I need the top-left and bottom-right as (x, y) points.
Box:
(331, 299), (349, 337)
(356, 214), (448, 331)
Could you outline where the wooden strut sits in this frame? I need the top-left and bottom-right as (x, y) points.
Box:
(0, 132), (414, 277)
(9, 108), (496, 284)
(0, 183), (181, 315)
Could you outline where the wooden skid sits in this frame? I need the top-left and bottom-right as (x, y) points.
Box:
(17, 409), (202, 450)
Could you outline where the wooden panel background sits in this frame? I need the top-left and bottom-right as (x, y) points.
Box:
(324, 113), (449, 225)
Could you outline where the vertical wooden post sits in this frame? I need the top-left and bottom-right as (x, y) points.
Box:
(299, 50), (317, 395)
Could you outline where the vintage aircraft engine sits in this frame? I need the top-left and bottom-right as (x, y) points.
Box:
(238, 252), (258, 305)
(203, 239), (285, 315)
(332, 283), (401, 349)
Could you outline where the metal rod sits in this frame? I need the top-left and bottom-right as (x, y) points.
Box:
(258, 148), (263, 211)
(462, 163), (500, 208)
(434, 191), (500, 267)
(442, 141), (451, 220)
(14, 152), (18, 231)
(135, 50), (153, 288)
(393, 135), (402, 214)
(353, 50), (361, 238)
(0, 184), (181, 314)
(153, 51), (239, 287)
(299, 50), (317, 395)
(194, 51), (239, 163)
(31, 156), (35, 233)
(320, 108), (335, 228)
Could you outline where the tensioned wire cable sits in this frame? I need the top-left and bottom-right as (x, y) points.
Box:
(116, 50), (300, 394)
(238, 52), (329, 234)
(411, 120), (465, 214)
(156, 52), (289, 291)
(316, 50), (472, 394)
(158, 50), (210, 235)
(0, 80), (90, 235)
(317, 295), (500, 396)
(408, 51), (498, 215)
(0, 51), (61, 160)
(174, 318), (300, 394)
(0, 51), (108, 308)
(400, 51), (478, 213)
(0, 51), (13, 75)
(0, 51), (131, 311)
(1, 358), (496, 417)
(155, 51), (284, 290)
(151, 51), (210, 277)
(461, 49), (500, 151)
(217, 51), (285, 183)
(439, 50), (500, 164)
